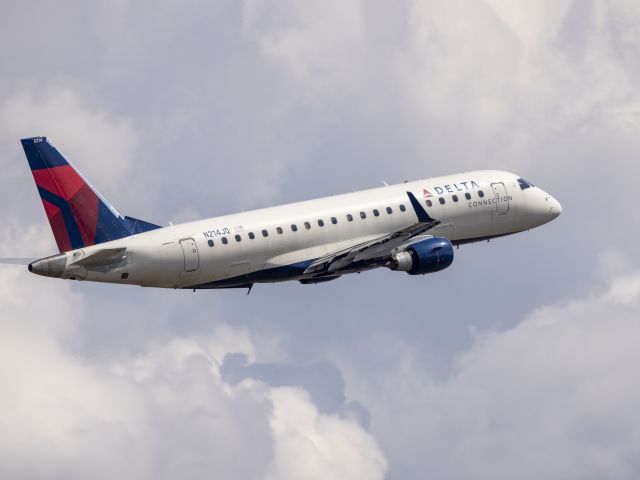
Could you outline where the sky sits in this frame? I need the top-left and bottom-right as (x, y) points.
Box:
(1, 0), (639, 479)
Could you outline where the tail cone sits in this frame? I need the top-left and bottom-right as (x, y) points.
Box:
(28, 254), (67, 278)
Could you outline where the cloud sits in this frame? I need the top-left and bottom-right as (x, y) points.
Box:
(0, 302), (387, 480)
(0, 324), (271, 479)
(1, 1), (640, 479)
(243, 0), (367, 91)
(236, 0), (640, 196)
(348, 263), (640, 479)
(266, 387), (386, 480)
(383, 0), (640, 179)
(484, 0), (576, 45)
(221, 352), (372, 428)
(0, 228), (386, 480)
(0, 89), (139, 193)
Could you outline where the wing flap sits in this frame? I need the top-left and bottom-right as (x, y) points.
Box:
(304, 191), (441, 275)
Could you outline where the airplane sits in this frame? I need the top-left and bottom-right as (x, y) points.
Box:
(10, 137), (561, 291)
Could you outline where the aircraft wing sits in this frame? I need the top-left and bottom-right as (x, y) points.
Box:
(303, 191), (440, 275)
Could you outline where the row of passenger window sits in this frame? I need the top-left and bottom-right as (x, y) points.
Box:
(207, 204), (408, 247)
(425, 190), (485, 207)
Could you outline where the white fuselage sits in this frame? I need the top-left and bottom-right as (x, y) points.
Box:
(42, 170), (561, 289)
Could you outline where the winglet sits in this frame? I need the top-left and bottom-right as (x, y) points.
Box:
(406, 191), (435, 223)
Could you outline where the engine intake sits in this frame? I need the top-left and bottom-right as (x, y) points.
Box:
(390, 237), (454, 275)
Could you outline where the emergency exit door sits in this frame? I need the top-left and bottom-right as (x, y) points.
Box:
(490, 182), (510, 216)
(180, 238), (200, 272)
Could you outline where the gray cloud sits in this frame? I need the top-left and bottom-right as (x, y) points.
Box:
(348, 262), (640, 479)
(0, 246), (387, 479)
(1, 0), (640, 478)
(221, 352), (371, 428)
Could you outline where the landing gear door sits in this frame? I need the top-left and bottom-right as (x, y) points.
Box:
(180, 238), (200, 272)
(491, 182), (510, 216)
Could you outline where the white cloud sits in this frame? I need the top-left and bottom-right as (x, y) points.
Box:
(484, 0), (576, 45)
(349, 265), (640, 479)
(0, 88), (139, 198)
(390, 0), (640, 174)
(238, 0), (640, 183)
(266, 387), (387, 480)
(0, 228), (386, 480)
(243, 0), (367, 91)
(2, 1), (640, 479)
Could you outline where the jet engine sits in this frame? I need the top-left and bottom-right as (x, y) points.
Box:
(389, 237), (454, 275)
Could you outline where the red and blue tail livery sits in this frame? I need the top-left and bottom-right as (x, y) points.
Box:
(21, 137), (160, 253)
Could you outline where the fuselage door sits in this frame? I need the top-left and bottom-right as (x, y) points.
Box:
(180, 238), (200, 272)
(491, 182), (510, 216)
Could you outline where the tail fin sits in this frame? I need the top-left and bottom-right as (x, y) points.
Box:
(21, 137), (160, 253)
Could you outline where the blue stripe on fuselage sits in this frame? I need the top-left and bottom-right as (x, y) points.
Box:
(189, 259), (315, 289)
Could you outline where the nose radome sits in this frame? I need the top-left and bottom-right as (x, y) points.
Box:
(550, 197), (562, 218)
(554, 199), (562, 216)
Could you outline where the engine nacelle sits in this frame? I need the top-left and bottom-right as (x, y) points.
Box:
(390, 237), (454, 275)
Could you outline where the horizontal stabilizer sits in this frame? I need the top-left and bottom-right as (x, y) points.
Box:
(123, 216), (162, 234)
(0, 257), (36, 265)
(72, 247), (127, 267)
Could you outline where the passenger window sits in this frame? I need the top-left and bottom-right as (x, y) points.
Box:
(439, 198), (445, 205)
(248, 232), (255, 239)
(221, 237), (228, 244)
(304, 222), (311, 230)
(399, 204), (406, 212)
(291, 224), (298, 232)
(386, 207), (393, 214)
(318, 219), (325, 227)
(426, 200), (433, 207)
(235, 234), (242, 242)
(208, 239), (214, 247)
(478, 190), (484, 198)
(360, 211), (366, 219)
(373, 209), (380, 217)
(331, 217), (337, 224)
(465, 192), (471, 200)
(276, 227), (283, 234)
(347, 214), (353, 222)
(452, 195), (458, 202)
(262, 229), (269, 237)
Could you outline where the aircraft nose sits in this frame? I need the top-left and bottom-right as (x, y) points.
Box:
(549, 196), (562, 219)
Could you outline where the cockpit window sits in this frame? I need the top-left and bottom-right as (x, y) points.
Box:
(518, 178), (534, 190)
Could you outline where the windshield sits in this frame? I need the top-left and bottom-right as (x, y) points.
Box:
(518, 178), (535, 190)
